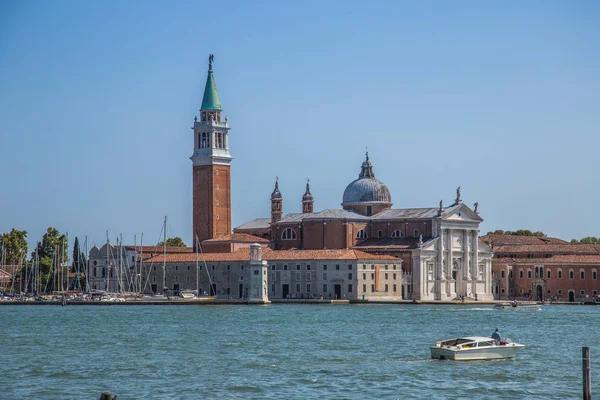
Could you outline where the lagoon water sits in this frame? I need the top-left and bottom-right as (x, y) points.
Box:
(0, 304), (598, 399)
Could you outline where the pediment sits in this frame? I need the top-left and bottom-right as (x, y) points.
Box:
(442, 203), (482, 222)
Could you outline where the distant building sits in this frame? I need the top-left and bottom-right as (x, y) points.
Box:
(143, 246), (403, 301)
(235, 155), (494, 301)
(485, 234), (600, 302)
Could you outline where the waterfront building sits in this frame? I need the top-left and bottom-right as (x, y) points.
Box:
(235, 158), (494, 301)
(143, 245), (403, 301)
(88, 244), (191, 292)
(486, 234), (600, 302)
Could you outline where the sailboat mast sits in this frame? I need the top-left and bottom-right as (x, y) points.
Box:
(85, 236), (89, 292)
(140, 233), (144, 295)
(163, 216), (167, 295)
(106, 231), (109, 292)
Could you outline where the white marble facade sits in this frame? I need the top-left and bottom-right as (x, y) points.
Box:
(412, 203), (493, 301)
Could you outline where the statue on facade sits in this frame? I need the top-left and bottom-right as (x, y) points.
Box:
(438, 199), (443, 215)
(474, 202), (479, 214)
(209, 54), (214, 67)
(418, 234), (423, 247)
(455, 186), (462, 203)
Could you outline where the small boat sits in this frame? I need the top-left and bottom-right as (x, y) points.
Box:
(430, 336), (525, 361)
(494, 301), (541, 310)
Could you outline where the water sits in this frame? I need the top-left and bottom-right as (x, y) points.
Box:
(0, 304), (598, 399)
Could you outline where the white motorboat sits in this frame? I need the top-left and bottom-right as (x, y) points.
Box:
(430, 336), (525, 361)
(494, 301), (541, 310)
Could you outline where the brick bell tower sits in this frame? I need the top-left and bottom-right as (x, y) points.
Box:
(191, 54), (232, 247)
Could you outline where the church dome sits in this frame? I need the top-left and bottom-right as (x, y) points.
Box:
(342, 153), (392, 206)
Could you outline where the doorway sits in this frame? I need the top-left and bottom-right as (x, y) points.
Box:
(239, 283), (243, 298)
(151, 284), (157, 294)
(569, 291), (575, 302)
(536, 285), (543, 301)
(334, 284), (342, 299)
(210, 283), (216, 296)
(282, 284), (289, 299)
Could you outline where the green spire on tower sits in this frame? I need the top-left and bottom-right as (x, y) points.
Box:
(201, 54), (222, 111)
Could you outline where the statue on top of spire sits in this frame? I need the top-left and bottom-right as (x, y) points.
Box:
(455, 186), (462, 204)
(208, 54), (214, 70)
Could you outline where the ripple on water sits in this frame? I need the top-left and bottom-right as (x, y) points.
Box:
(0, 304), (598, 399)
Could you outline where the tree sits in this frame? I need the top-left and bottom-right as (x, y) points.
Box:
(70, 237), (88, 290)
(31, 227), (68, 279)
(0, 229), (28, 265)
(486, 229), (546, 237)
(158, 237), (187, 247)
(570, 237), (600, 244)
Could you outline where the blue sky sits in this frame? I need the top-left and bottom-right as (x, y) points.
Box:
(1, 0), (599, 252)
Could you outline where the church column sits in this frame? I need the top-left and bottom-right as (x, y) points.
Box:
(463, 229), (470, 297)
(447, 229), (454, 298)
(438, 229), (445, 280)
(473, 230), (479, 280)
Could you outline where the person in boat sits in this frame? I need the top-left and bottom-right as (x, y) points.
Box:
(513, 299), (517, 307)
(492, 328), (501, 344)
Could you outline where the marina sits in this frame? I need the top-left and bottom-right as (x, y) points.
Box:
(0, 303), (597, 399)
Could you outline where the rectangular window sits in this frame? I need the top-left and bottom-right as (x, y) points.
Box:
(414, 229), (419, 237)
(348, 273), (352, 280)
(336, 265), (340, 270)
(307, 265), (311, 270)
(371, 284), (375, 292)
(547, 270), (551, 279)
(296, 272), (301, 280)
(371, 273), (375, 280)
(393, 284), (397, 292)
(271, 265), (275, 270)
(385, 284), (389, 292)
(306, 272), (311, 281)
(593, 270), (597, 280)
(569, 270), (574, 280)
(323, 284), (327, 293)
(393, 273), (397, 280)
(271, 283), (275, 293)
(519, 270), (524, 279)
(254, 270), (259, 275)
(385, 273), (388, 280)
(307, 284), (311, 292)
(362, 284), (366, 293)
(527, 270), (532, 279)
(323, 273), (327, 280)
(296, 265), (300, 270)
(296, 283), (301, 292)
(580, 270), (585, 280)
(509, 270), (513, 278)
(348, 264), (352, 270)
(378, 230), (382, 238)
(527, 254), (533, 259)
(501, 271), (505, 278)
(363, 273), (366, 280)
(271, 272), (276, 281)
(348, 284), (353, 293)
(284, 265), (288, 270)
(323, 265), (327, 270)
(558, 270), (562, 279)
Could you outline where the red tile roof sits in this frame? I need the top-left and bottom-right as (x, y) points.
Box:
(482, 234), (568, 246)
(202, 233), (269, 244)
(493, 255), (600, 265)
(493, 244), (600, 254)
(143, 248), (398, 264)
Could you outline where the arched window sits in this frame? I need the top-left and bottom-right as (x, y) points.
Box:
(281, 228), (297, 240)
(519, 269), (524, 279)
(356, 230), (368, 240)
(557, 268), (562, 279)
(527, 269), (532, 279)
(580, 269), (585, 280)
(593, 269), (597, 280)
(546, 269), (551, 279)
(391, 230), (404, 238)
(569, 269), (574, 280)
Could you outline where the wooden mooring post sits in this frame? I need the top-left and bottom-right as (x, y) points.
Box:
(583, 346), (591, 400)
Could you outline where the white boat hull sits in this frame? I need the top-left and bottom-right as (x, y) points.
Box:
(430, 343), (524, 361)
